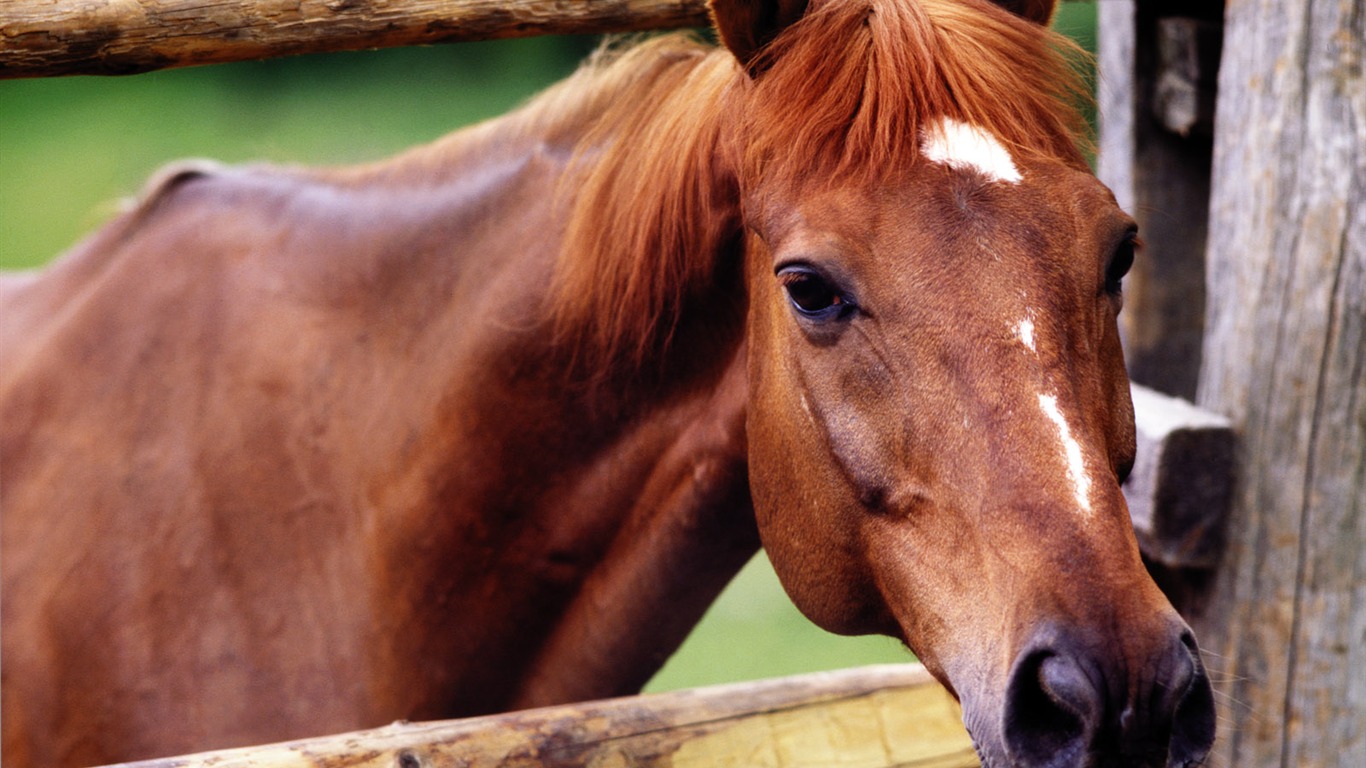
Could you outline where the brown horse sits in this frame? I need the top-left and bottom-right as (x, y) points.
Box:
(0, 0), (1216, 765)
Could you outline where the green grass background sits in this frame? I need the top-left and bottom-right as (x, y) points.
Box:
(0, 4), (1095, 693)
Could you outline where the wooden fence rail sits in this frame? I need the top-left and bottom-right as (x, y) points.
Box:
(0, 0), (712, 79)
(103, 664), (978, 768)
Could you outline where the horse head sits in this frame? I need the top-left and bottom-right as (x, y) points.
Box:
(711, 0), (1216, 764)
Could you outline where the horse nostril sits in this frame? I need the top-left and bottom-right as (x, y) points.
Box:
(1001, 627), (1216, 768)
(1168, 632), (1216, 766)
(1003, 650), (1097, 768)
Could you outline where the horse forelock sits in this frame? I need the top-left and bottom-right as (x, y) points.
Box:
(742, 0), (1092, 186)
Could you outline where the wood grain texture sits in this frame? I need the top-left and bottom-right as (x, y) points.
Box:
(0, 0), (712, 79)
(1195, 0), (1366, 764)
(1124, 384), (1234, 569)
(101, 664), (977, 767)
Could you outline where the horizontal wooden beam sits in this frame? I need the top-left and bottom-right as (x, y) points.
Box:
(1124, 383), (1235, 569)
(0, 0), (712, 79)
(105, 664), (976, 767)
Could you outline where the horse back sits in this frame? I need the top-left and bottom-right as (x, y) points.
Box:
(0, 143), (572, 763)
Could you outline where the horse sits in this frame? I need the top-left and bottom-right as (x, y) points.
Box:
(0, 0), (1217, 765)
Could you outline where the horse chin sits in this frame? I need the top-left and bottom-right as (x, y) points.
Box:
(958, 697), (1011, 768)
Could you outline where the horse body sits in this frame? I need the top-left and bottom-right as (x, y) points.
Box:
(2, 68), (756, 764)
(3, 1), (1216, 766)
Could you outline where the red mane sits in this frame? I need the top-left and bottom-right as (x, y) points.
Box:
(744, 0), (1091, 183)
(545, 38), (742, 377)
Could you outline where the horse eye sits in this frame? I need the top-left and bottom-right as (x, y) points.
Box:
(778, 267), (851, 318)
(1105, 235), (1138, 295)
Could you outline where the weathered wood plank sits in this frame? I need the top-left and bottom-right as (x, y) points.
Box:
(1123, 384), (1234, 569)
(0, 0), (712, 79)
(104, 665), (978, 768)
(1195, 0), (1366, 765)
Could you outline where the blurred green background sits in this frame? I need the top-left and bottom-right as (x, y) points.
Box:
(0, 3), (1095, 693)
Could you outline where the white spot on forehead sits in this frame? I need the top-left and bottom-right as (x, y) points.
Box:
(920, 116), (1023, 184)
(1037, 393), (1093, 516)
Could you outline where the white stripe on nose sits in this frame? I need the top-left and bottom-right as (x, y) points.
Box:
(1015, 316), (1037, 352)
(1037, 393), (1093, 515)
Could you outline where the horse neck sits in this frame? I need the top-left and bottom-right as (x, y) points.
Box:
(401, 36), (758, 704)
(353, 55), (759, 710)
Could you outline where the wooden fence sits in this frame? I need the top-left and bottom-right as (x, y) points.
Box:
(103, 665), (978, 768)
(1098, 2), (1365, 765)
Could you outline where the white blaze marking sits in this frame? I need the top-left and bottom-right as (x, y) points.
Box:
(920, 117), (1023, 184)
(1037, 393), (1093, 515)
(1015, 316), (1037, 352)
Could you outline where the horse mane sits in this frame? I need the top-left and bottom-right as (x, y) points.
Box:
(541, 0), (1091, 376)
(538, 37), (743, 379)
(744, 0), (1091, 183)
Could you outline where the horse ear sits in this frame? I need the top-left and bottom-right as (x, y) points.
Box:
(989, 0), (1057, 26)
(709, 0), (810, 76)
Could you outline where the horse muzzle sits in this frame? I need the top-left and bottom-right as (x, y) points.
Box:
(966, 618), (1215, 768)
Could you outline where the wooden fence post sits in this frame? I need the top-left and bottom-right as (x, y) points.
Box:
(1193, 0), (1366, 764)
(1095, 0), (1223, 400)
